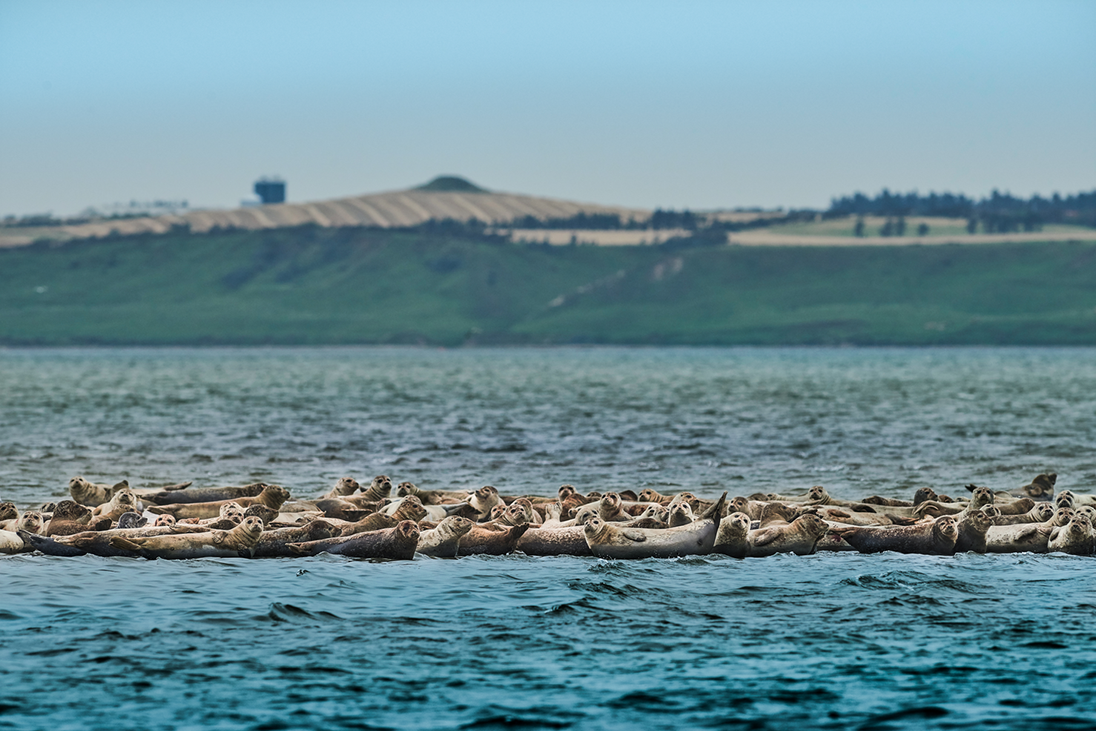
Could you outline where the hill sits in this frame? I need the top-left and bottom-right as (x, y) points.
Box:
(2, 226), (1095, 345)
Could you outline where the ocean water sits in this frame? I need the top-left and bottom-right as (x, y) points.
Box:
(3, 347), (1096, 730)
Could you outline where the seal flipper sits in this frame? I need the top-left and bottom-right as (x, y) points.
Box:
(620, 530), (647, 543)
(109, 536), (142, 551)
(749, 528), (782, 548)
(18, 530), (87, 557)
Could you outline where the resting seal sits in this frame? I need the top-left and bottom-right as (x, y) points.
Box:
(954, 508), (994, 553)
(147, 485), (290, 520)
(516, 525), (591, 557)
(108, 515), (265, 559)
(835, 516), (960, 555)
(0, 529), (26, 554)
(747, 514), (828, 557)
(417, 516), (474, 558)
(713, 512), (752, 558)
(44, 501), (94, 537)
(1048, 514), (1095, 555)
(249, 520), (341, 558)
(289, 521), (419, 560)
(69, 477), (129, 507)
(458, 523), (531, 556)
(140, 483), (265, 505)
(583, 493), (726, 559)
(340, 496), (426, 536)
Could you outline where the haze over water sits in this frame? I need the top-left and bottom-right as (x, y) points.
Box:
(3, 347), (1096, 729)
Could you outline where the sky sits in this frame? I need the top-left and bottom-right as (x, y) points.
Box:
(0, 0), (1093, 217)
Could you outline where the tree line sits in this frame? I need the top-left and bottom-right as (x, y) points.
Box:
(830, 188), (1096, 230)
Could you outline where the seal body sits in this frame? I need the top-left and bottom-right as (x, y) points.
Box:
(713, 513), (752, 558)
(289, 521), (419, 560)
(747, 515), (828, 557)
(516, 525), (591, 557)
(583, 494), (725, 560)
(417, 517), (474, 558)
(458, 523), (531, 556)
(837, 516), (960, 555)
(141, 483), (266, 505)
(108, 516), (265, 559)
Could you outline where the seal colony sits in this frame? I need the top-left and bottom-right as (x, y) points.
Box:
(2, 471), (1090, 561)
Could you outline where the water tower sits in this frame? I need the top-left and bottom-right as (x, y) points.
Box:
(253, 177), (286, 205)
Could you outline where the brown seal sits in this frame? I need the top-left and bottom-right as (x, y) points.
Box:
(249, 520), (341, 557)
(417, 516), (474, 558)
(339, 496), (426, 537)
(320, 477), (361, 499)
(516, 525), (590, 557)
(1048, 514), (1095, 555)
(834, 516), (959, 555)
(108, 515), (265, 559)
(69, 477), (129, 507)
(147, 485), (291, 520)
(140, 483), (266, 505)
(458, 523), (531, 556)
(44, 501), (94, 537)
(954, 508), (994, 553)
(289, 521), (419, 560)
(713, 512), (752, 558)
(747, 514), (828, 557)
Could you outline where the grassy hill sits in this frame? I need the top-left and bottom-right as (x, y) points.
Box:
(2, 225), (1096, 345)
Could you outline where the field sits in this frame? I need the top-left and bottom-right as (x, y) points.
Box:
(744, 215), (1096, 245)
(2, 226), (1096, 345)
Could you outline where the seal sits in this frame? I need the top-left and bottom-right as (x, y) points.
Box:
(340, 496), (426, 536)
(516, 524), (591, 557)
(0, 529), (25, 554)
(993, 503), (1055, 526)
(358, 475), (393, 503)
(713, 512), (752, 558)
(146, 485), (291, 520)
(667, 501), (695, 528)
(115, 512), (147, 530)
(986, 518), (1056, 554)
(320, 477), (361, 499)
(417, 516), (474, 558)
(1013, 473), (1055, 502)
(953, 508), (994, 553)
(834, 516), (959, 555)
(289, 521), (420, 560)
(1048, 514), (1095, 555)
(249, 520), (340, 558)
(0, 502), (17, 526)
(583, 493), (726, 559)
(458, 523), (531, 556)
(108, 515), (265, 560)
(91, 488), (140, 522)
(44, 501), (93, 537)
(746, 514), (828, 557)
(69, 477), (129, 507)
(140, 483), (266, 506)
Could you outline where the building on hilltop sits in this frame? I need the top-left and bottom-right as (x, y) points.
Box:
(253, 177), (286, 205)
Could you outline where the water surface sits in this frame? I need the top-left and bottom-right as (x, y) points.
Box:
(2, 347), (1095, 729)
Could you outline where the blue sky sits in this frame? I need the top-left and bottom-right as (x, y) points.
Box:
(1, 0), (1093, 216)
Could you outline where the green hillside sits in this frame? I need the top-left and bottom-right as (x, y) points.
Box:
(2, 226), (1096, 345)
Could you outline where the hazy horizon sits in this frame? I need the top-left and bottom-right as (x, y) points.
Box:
(1, 0), (1094, 218)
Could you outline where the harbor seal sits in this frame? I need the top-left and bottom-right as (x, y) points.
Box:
(993, 503), (1055, 526)
(713, 512), (752, 558)
(417, 516), (474, 558)
(458, 523), (531, 556)
(248, 520), (340, 558)
(140, 483), (266, 505)
(340, 496), (426, 536)
(516, 524), (591, 557)
(320, 477), (361, 499)
(44, 501), (94, 536)
(986, 519), (1055, 554)
(953, 508), (994, 553)
(746, 514), (828, 557)
(146, 484), (290, 520)
(108, 515), (265, 559)
(0, 529), (26, 554)
(835, 516), (960, 555)
(583, 493), (726, 559)
(91, 488), (140, 521)
(1048, 514), (1095, 555)
(69, 477), (129, 507)
(289, 521), (420, 560)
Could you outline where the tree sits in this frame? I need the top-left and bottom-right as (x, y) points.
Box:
(854, 217), (865, 237)
(896, 217), (907, 236)
(917, 222), (929, 236)
(880, 219), (893, 237)
(966, 218), (977, 234)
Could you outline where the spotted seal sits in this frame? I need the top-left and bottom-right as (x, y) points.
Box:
(1048, 514), (1095, 555)
(139, 482), (265, 506)
(835, 516), (959, 555)
(69, 477), (129, 507)
(289, 521), (420, 560)
(516, 524), (591, 557)
(44, 501), (94, 537)
(713, 512), (752, 558)
(146, 485), (290, 520)
(458, 523), (531, 556)
(583, 493), (726, 559)
(747, 514), (828, 557)
(107, 515), (265, 559)
(248, 520), (340, 558)
(417, 516), (474, 558)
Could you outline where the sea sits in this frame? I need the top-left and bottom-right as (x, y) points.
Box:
(2, 346), (1096, 730)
